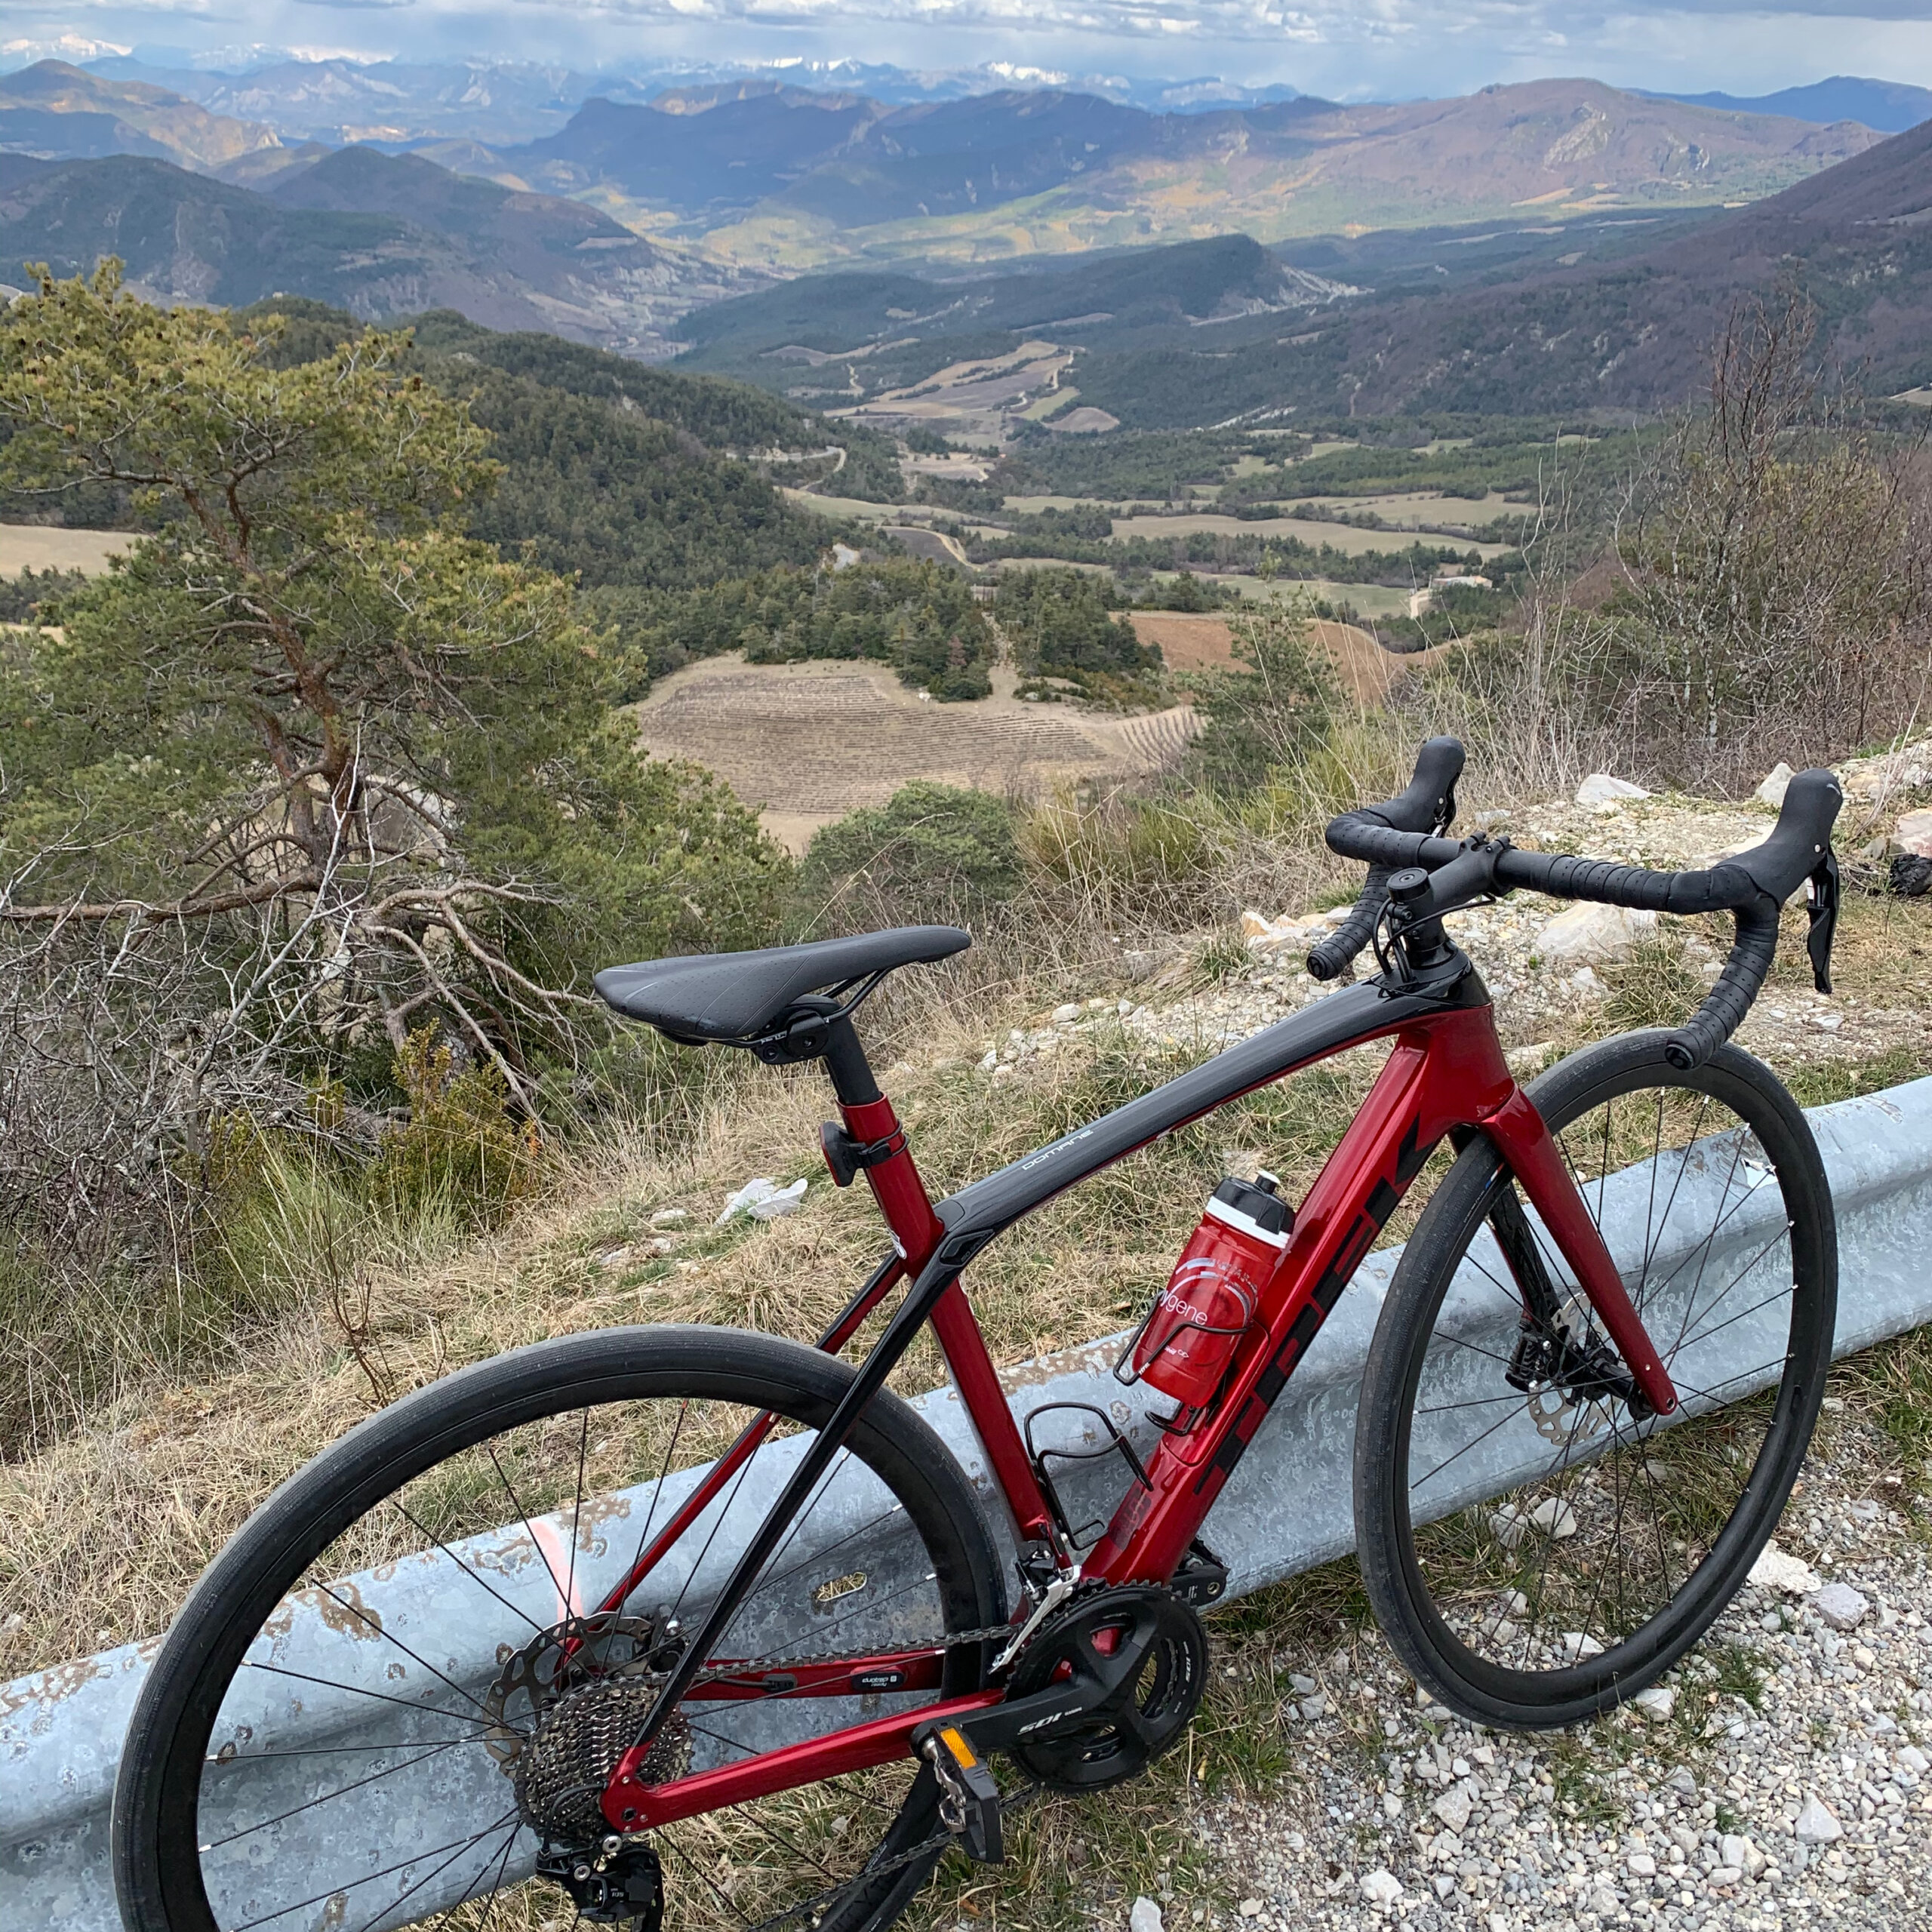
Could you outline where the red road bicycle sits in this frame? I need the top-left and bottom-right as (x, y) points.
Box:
(116, 740), (1844, 1932)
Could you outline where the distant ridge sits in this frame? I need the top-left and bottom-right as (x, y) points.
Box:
(1644, 75), (1932, 134)
(0, 147), (764, 356)
(1064, 115), (1932, 425)
(0, 59), (278, 170)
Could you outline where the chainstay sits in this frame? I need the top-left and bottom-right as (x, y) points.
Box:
(669, 1619), (1019, 1695)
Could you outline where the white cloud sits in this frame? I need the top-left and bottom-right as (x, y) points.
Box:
(8, 0), (1932, 94)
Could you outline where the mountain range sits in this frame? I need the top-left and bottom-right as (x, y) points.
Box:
(3, 60), (1890, 285)
(0, 58), (276, 169)
(677, 113), (1932, 429)
(1647, 76), (1932, 135)
(479, 76), (1883, 273)
(0, 143), (764, 355)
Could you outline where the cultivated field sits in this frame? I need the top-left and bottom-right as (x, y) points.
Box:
(1109, 509), (1515, 558)
(0, 522), (132, 575)
(631, 654), (1198, 850)
(1127, 612), (1450, 703)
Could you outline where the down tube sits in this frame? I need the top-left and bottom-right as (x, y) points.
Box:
(1082, 1005), (1515, 1586)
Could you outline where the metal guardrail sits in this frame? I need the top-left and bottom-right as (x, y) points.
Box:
(5, 1075), (1930, 1930)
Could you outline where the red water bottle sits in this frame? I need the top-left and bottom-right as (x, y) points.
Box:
(1123, 1174), (1291, 1411)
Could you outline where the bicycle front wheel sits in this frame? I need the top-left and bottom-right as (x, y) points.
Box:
(1354, 1032), (1835, 1729)
(114, 1324), (1004, 1932)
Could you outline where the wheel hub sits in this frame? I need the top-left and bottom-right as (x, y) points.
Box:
(1002, 1584), (1207, 1791)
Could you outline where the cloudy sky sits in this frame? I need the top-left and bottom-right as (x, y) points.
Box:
(8, 2), (1932, 99)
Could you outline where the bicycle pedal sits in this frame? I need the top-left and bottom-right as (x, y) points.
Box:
(918, 1723), (1004, 1865)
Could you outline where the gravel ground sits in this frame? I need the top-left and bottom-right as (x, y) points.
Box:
(1167, 1401), (1932, 1931)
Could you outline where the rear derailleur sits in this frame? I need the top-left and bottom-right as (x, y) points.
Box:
(537, 1836), (664, 1930)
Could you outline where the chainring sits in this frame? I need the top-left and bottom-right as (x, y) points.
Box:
(1003, 1583), (1207, 1792)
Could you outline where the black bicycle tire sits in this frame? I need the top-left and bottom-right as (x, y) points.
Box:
(1353, 1032), (1835, 1730)
(113, 1323), (1007, 1932)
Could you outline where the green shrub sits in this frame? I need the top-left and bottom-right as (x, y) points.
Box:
(798, 783), (1023, 924)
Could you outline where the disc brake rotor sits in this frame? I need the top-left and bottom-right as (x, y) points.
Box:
(1003, 1584), (1207, 1792)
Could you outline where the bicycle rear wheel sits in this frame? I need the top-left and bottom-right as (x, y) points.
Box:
(1354, 1033), (1835, 1729)
(114, 1324), (1004, 1932)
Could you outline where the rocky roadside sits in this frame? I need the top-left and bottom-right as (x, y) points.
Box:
(966, 757), (1932, 1084)
(1156, 1394), (1932, 1932)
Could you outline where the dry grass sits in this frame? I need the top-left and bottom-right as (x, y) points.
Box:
(0, 971), (1386, 1684)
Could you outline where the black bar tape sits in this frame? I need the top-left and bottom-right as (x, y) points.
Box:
(1307, 866), (1391, 982)
(1663, 902), (1780, 1072)
(1494, 851), (1759, 917)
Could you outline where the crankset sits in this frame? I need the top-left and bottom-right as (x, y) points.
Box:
(999, 1583), (1208, 1792)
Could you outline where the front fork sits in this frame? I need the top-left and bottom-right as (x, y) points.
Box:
(1470, 1097), (1678, 1418)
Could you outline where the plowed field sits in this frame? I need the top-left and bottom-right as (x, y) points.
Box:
(632, 656), (1197, 851)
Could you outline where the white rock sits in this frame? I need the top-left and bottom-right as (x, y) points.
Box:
(1710, 1866), (1742, 1885)
(1755, 762), (1795, 808)
(1632, 1685), (1676, 1720)
(1359, 1869), (1402, 1906)
(1576, 773), (1651, 806)
(1896, 808), (1932, 860)
(1810, 1581), (1870, 1629)
(1628, 1852), (1657, 1877)
(1131, 1898), (1164, 1932)
(1538, 900), (1659, 963)
(1489, 1503), (1528, 1551)
(716, 1177), (808, 1224)
(1719, 1835), (1748, 1871)
(1383, 1791), (1404, 1819)
(1748, 1541), (1822, 1594)
(1588, 1887), (1621, 1918)
(649, 1207), (689, 1227)
(1432, 1784), (1474, 1835)
(1051, 1003), (1081, 1025)
(1900, 1745), (1930, 1774)
(1529, 1497), (1579, 1539)
(1238, 1900), (1262, 1918)
(1793, 1795), (1842, 1844)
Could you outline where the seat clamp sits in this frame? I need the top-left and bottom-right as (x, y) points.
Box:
(820, 1122), (906, 1189)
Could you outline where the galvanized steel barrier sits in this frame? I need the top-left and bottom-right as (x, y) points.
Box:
(6, 1075), (1931, 1930)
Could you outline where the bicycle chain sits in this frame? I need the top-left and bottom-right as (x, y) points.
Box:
(724, 1775), (1048, 1932)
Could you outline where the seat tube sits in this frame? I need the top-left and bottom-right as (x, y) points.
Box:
(823, 1014), (1057, 1549)
(823, 1014), (945, 1265)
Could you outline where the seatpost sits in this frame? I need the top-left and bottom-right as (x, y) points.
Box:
(820, 1013), (946, 1266)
